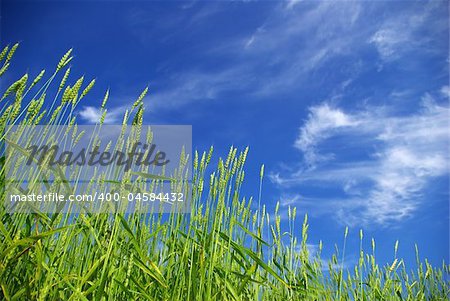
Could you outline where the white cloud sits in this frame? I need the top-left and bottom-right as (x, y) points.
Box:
(440, 86), (450, 98)
(294, 104), (359, 167)
(144, 1), (366, 108)
(122, 2), (445, 112)
(150, 68), (251, 109)
(240, 1), (363, 96)
(271, 99), (449, 226)
(285, 0), (302, 10)
(369, 28), (410, 61)
(369, 1), (442, 62)
(78, 106), (124, 124)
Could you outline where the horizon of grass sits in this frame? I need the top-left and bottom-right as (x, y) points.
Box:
(0, 44), (448, 300)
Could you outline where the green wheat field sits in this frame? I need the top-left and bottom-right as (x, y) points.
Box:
(0, 45), (448, 300)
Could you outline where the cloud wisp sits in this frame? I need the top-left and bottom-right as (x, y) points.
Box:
(144, 1), (366, 108)
(143, 1), (445, 110)
(369, 0), (445, 63)
(78, 106), (125, 124)
(271, 96), (449, 226)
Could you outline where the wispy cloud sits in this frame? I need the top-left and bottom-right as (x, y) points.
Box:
(369, 1), (445, 63)
(294, 103), (360, 167)
(285, 0), (302, 10)
(131, 1), (444, 111)
(271, 93), (449, 226)
(149, 68), (251, 109)
(237, 1), (364, 96)
(440, 85), (450, 98)
(78, 106), (125, 124)
(139, 1), (366, 108)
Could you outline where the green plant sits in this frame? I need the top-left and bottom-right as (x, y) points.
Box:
(0, 44), (448, 301)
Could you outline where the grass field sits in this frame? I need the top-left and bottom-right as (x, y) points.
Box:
(0, 45), (448, 300)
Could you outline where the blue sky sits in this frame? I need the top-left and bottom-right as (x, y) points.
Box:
(2, 0), (449, 268)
